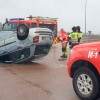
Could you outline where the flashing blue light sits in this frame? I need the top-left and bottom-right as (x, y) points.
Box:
(9, 18), (24, 20)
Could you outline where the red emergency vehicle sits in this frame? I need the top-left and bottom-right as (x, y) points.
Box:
(5, 15), (58, 37)
(67, 42), (100, 100)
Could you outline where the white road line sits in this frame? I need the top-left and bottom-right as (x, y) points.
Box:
(59, 64), (67, 68)
(54, 63), (67, 68)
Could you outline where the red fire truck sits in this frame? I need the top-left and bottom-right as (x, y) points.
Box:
(5, 15), (58, 38)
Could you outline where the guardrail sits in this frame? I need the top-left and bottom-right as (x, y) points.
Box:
(53, 34), (100, 45)
(82, 35), (100, 43)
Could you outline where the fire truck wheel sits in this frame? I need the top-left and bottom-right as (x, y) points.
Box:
(73, 67), (100, 100)
(17, 24), (29, 40)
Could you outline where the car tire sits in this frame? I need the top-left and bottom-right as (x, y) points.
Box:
(73, 67), (99, 100)
(17, 24), (29, 40)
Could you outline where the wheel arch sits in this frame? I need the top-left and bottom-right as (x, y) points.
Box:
(70, 60), (100, 79)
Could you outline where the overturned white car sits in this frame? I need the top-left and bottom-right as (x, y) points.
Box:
(0, 23), (53, 63)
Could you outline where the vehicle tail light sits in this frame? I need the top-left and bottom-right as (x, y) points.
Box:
(33, 36), (39, 43)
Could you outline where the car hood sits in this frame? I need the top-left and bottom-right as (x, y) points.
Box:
(73, 42), (100, 49)
(0, 31), (15, 40)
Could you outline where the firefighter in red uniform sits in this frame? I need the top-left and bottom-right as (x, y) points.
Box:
(58, 29), (68, 58)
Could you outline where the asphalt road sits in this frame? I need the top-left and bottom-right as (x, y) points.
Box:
(0, 44), (83, 100)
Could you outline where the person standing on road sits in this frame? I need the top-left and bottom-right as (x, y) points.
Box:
(58, 28), (68, 58)
(68, 26), (80, 49)
(76, 26), (83, 44)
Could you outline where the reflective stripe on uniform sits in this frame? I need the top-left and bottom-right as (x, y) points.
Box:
(78, 32), (82, 38)
(71, 39), (79, 43)
(69, 32), (79, 39)
(69, 32), (79, 44)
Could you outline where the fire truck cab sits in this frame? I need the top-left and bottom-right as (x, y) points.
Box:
(3, 15), (58, 37)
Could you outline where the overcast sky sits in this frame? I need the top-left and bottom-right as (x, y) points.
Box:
(0, 0), (100, 34)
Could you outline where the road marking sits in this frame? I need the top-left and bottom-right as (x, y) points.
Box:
(59, 64), (67, 68)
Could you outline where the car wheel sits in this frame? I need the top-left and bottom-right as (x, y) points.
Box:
(73, 67), (99, 100)
(17, 24), (29, 40)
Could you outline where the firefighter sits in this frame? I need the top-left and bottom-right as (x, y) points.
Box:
(76, 26), (83, 44)
(59, 28), (68, 58)
(69, 26), (80, 49)
(68, 26), (76, 44)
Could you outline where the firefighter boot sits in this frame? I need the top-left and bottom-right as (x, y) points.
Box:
(63, 52), (67, 58)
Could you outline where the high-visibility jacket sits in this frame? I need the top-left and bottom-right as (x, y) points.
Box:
(78, 32), (82, 39)
(78, 32), (83, 43)
(69, 32), (79, 43)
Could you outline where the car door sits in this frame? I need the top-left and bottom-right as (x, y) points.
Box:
(0, 38), (6, 55)
(5, 34), (22, 52)
(89, 45), (100, 71)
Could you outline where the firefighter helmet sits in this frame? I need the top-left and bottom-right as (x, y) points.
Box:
(76, 26), (80, 31)
(72, 26), (76, 32)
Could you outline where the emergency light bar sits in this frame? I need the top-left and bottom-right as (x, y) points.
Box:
(9, 18), (24, 20)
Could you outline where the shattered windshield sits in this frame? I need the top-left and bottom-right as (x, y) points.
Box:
(3, 22), (17, 31)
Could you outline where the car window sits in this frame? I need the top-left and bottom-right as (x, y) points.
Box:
(3, 22), (17, 31)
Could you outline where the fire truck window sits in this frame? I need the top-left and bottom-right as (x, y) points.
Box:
(39, 24), (49, 28)
(39, 24), (56, 36)
(32, 23), (37, 28)
(20, 23), (30, 28)
(3, 22), (17, 31)
(26, 23), (30, 28)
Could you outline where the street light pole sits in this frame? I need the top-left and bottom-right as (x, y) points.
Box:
(85, 0), (87, 35)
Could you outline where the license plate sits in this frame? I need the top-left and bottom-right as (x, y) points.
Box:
(42, 36), (51, 40)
